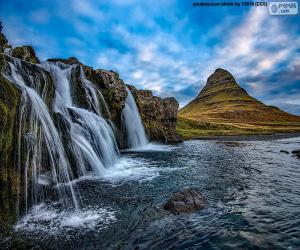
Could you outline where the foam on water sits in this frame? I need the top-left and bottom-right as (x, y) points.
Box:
(15, 203), (117, 234)
(123, 142), (173, 152)
(101, 157), (160, 184)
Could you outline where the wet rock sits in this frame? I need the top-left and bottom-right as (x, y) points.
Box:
(0, 22), (11, 52)
(280, 150), (289, 154)
(11, 46), (40, 64)
(292, 150), (300, 158)
(164, 189), (205, 214)
(128, 85), (182, 143)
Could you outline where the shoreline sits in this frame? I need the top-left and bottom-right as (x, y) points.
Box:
(186, 132), (300, 141)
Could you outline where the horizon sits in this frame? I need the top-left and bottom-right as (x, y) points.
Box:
(1, 0), (300, 114)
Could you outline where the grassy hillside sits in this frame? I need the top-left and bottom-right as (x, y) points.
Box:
(177, 68), (300, 139)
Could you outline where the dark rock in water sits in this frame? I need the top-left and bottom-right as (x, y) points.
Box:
(164, 189), (205, 214)
(280, 150), (289, 154)
(292, 150), (300, 158)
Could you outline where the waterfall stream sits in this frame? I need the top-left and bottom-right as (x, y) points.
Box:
(122, 87), (148, 148)
(2, 57), (128, 213)
(4, 58), (79, 210)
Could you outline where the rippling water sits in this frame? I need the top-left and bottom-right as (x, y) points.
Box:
(3, 138), (300, 249)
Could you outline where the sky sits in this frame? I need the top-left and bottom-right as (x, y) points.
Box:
(1, 0), (300, 114)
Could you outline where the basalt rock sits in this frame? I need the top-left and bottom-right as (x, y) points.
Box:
(164, 188), (205, 214)
(127, 85), (182, 143)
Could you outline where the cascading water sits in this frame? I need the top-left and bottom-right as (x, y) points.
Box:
(122, 87), (148, 148)
(4, 57), (79, 211)
(2, 56), (120, 214)
(41, 61), (119, 174)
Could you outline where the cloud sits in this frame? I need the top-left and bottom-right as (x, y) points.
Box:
(29, 9), (50, 24)
(1, 0), (299, 114)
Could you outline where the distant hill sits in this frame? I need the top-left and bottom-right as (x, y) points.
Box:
(177, 68), (300, 139)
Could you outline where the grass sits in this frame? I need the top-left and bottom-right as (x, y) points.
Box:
(176, 116), (300, 139)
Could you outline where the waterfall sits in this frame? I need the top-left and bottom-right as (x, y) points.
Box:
(4, 58), (79, 211)
(122, 87), (148, 148)
(41, 61), (119, 173)
(2, 56), (120, 213)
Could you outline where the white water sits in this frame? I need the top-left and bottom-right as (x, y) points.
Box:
(122, 87), (148, 148)
(2, 57), (122, 212)
(4, 58), (79, 210)
(15, 203), (117, 233)
(41, 61), (119, 176)
(2, 56), (153, 230)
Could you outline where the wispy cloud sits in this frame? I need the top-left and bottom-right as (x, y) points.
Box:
(0, 0), (299, 113)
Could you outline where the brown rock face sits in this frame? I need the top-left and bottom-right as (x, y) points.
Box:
(164, 189), (205, 214)
(46, 57), (181, 144)
(128, 85), (182, 143)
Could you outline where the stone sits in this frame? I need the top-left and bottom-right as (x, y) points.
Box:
(292, 150), (300, 158)
(11, 46), (40, 64)
(164, 188), (205, 214)
(127, 85), (182, 143)
(0, 22), (11, 52)
(280, 150), (289, 154)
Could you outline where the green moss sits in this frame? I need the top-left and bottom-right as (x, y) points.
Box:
(176, 116), (300, 139)
(0, 68), (21, 236)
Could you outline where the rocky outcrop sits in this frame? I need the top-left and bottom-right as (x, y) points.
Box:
(11, 46), (40, 64)
(127, 85), (182, 143)
(47, 57), (128, 136)
(47, 57), (181, 144)
(164, 189), (205, 214)
(0, 22), (11, 53)
(0, 54), (21, 235)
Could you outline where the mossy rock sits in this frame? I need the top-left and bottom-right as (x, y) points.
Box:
(0, 73), (21, 236)
(11, 46), (40, 64)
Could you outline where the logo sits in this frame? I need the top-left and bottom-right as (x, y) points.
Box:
(269, 1), (298, 15)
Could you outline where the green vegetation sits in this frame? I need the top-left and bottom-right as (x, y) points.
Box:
(177, 116), (300, 139)
(0, 68), (21, 236)
(178, 68), (300, 139)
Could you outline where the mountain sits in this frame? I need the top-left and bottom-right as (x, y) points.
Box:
(177, 68), (300, 138)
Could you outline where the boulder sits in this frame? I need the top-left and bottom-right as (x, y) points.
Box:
(164, 188), (205, 214)
(292, 150), (300, 158)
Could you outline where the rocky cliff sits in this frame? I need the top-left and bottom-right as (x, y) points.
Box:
(128, 85), (182, 143)
(178, 68), (300, 138)
(0, 54), (21, 235)
(0, 26), (181, 235)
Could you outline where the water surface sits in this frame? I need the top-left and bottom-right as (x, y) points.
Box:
(4, 138), (300, 250)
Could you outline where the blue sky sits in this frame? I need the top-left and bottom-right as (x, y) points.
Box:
(1, 0), (300, 114)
